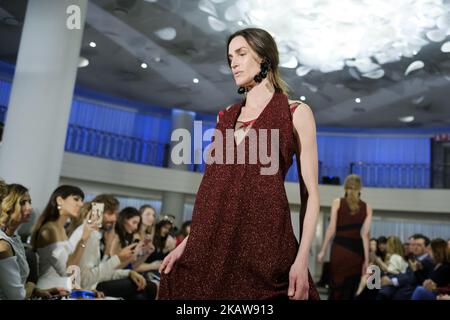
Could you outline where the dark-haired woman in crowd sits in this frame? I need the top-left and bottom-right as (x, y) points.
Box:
(411, 238), (450, 300)
(31, 185), (97, 291)
(176, 220), (191, 247)
(147, 218), (176, 266)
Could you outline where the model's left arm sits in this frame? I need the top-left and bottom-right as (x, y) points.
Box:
(361, 204), (372, 274)
(289, 103), (320, 300)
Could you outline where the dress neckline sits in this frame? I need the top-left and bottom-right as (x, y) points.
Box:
(233, 92), (278, 148)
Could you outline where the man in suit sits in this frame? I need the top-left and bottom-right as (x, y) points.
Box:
(377, 234), (434, 300)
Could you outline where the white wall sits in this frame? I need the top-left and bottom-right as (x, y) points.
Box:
(61, 152), (450, 215)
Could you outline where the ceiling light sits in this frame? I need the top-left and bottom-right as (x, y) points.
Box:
(355, 98), (361, 103)
(193, 78), (199, 84)
(141, 63), (148, 69)
(214, 0), (450, 77)
(399, 115), (415, 123)
(89, 41), (96, 48)
(154, 27), (176, 41)
(78, 57), (89, 68)
(300, 96), (306, 101)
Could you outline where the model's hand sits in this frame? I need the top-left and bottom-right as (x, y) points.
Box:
(159, 239), (186, 274)
(288, 261), (309, 300)
(316, 251), (325, 263)
(362, 260), (369, 276)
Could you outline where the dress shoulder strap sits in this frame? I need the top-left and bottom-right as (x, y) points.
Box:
(288, 100), (303, 115)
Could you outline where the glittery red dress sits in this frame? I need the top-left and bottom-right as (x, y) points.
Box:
(159, 92), (319, 300)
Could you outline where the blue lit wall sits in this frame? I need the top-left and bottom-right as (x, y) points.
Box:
(0, 73), (439, 188)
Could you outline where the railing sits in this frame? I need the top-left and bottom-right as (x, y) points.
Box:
(65, 125), (169, 167)
(350, 162), (431, 189)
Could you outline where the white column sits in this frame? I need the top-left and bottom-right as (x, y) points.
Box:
(161, 109), (195, 228)
(0, 0), (87, 233)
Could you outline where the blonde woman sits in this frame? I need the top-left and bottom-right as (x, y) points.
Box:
(375, 236), (408, 275)
(0, 183), (63, 299)
(317, 174), (373, 299)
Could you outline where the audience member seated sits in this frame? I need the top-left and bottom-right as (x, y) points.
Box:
(146, 217), (176, 266)
(166, 214), (178, 237)
(176, 220), (191, 247)
(375, 236), (408, 274)
(376, 236), (387, 261)
(68, 195), (157, 300)
(403, 237), (412, 261)
(0, 183), (63, 299)
(378, 234), (434, 300)
(139, 204), (156, 242)
(111, 207), (159, 276)
(411, 238), (450, 300)
(356, 236), (405, 299)
(31, 185), (96, 291)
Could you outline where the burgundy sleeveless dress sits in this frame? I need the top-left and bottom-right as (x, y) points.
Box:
(159, 92), (319, 300)
(329, 198), (367, 300)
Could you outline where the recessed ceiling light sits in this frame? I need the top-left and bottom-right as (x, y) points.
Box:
(355, 98), (361, 103)
(300, 96), (306, 101)
(193, 78), (199, 84)
(141, 63), (148, 69)
(399, 115), (414, 123)
(89, 41), (96, 48)
(78, 57), (89, 68)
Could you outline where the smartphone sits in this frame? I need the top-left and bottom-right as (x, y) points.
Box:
(91, 202), (104, 228)
(143, 233), (152, 246)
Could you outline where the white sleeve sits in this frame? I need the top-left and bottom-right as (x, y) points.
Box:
(80, 255), (124, 290)
(387, 255), (403, 274)
(49, 245), (70, 277)
(0, 256), (26, 300)
(111, 268), (131, 280)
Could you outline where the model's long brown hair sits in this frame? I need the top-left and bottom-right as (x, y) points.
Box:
(227, 28), (289, 95)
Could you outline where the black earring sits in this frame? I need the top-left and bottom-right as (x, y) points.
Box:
(237, 60), (271, 94)
(358, 192), (361, 197)
(345, 192), (348, 197)
(254, 60), (270, 83)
